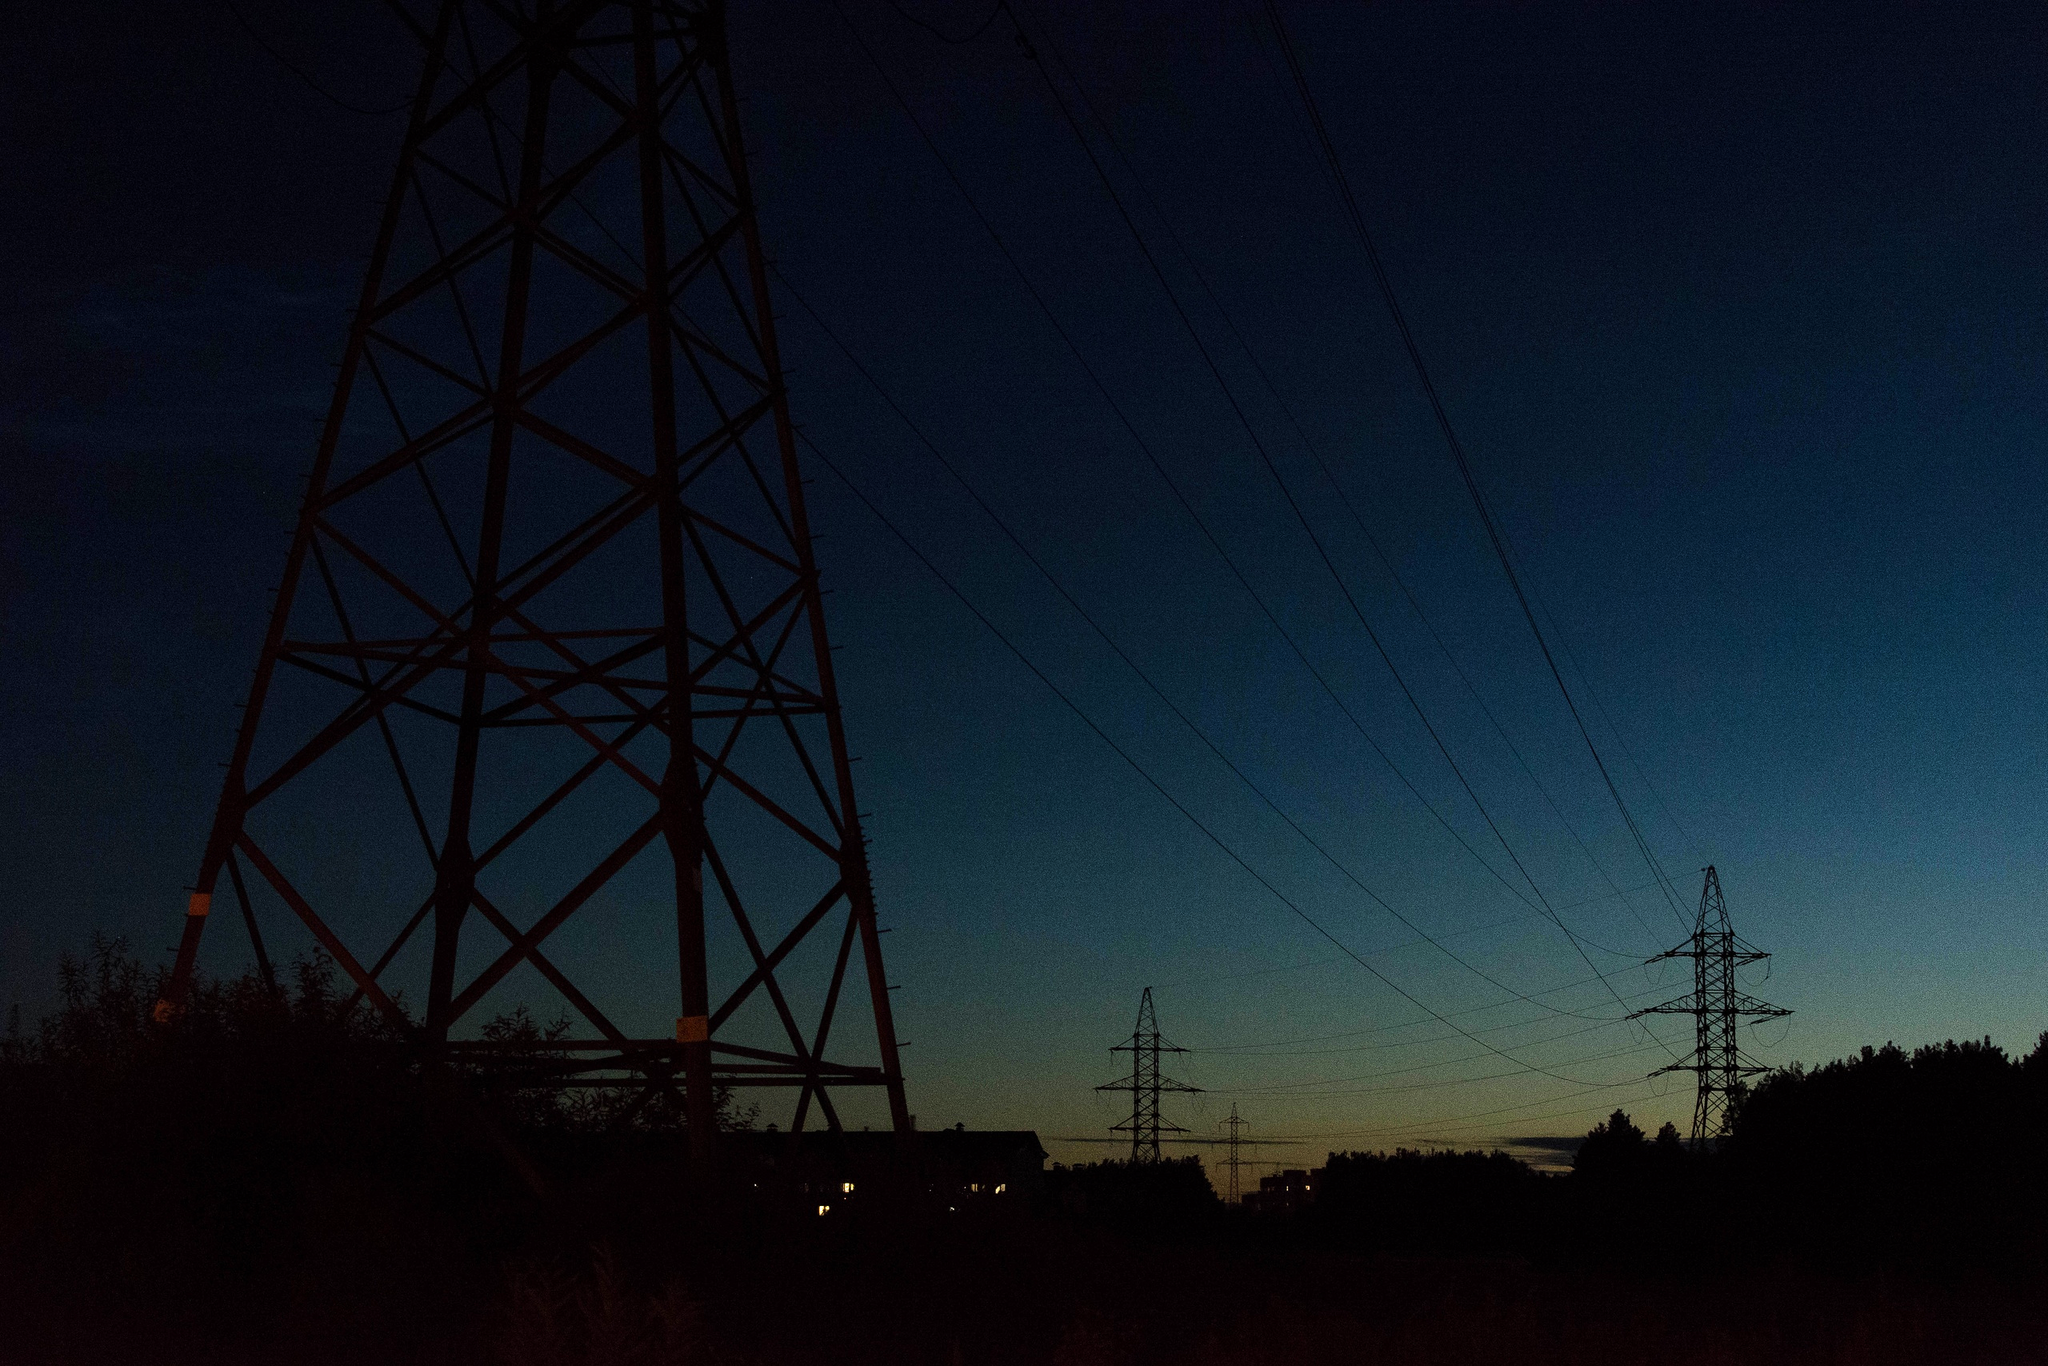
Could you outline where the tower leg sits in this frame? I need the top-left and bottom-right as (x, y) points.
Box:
(157, 0), (914, 1161)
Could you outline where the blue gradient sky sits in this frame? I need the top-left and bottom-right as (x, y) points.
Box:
(5, 0), (2047, 1174)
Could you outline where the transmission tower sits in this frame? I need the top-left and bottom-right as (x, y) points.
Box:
(1632, 866), (1789, 1147)
(155, 0), (908, 1160)
(1221, 1103), (1247, 1203)
(1096, 987), (1200, 1162)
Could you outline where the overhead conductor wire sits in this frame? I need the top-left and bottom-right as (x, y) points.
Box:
(999, 2), (1668, 1043)
(777, 269), (1628, 1025)
(1256, 0), (1694, 928)
(838, 0), (1646, 1007)
(1032, 22), (1664, 946)
(799, 427), (1599, 1085)
(825, 0), (1677, 1087)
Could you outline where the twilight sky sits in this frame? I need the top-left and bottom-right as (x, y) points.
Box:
(5, 0), (2047, 1174)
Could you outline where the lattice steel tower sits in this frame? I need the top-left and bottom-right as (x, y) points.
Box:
(1097, 987), (1199, 1162)
(1632, 867), (1788, 1146)
(1220, 1103), (1247, 1203)
(156, 0), (908, 1160)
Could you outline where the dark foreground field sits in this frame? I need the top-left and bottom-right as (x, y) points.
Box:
(6, 943), (2047, 1364)
(493, 1243), (2048, 1366)
(11, 1206), (2048, 1366)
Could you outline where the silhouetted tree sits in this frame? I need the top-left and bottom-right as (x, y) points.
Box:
(1313, 1148), (1550, 1255)
(1727, 1035), (2048, 1264)
(1572, 1109), (1647, 1181)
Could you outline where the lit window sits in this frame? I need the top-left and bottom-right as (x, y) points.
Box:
(995, 1183), (1007, 1194)
(816, 1204), (830, 1216)
(842, 1182), (855, 1194)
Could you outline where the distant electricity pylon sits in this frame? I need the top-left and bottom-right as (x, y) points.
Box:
(1097, 987), (1200, 1162)
(1221, 1103), (1248, 1203)
(154, 0), (908, 1161)
(1632, 866), (1790, 1146)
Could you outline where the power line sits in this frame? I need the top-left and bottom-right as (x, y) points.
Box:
(884, 0), (1006, 46)
(1299, 1077), (1667, 1144)
(1194, 980), (1673, 1060)
(1216, 3), (1674, 944)
(1187, 977), (1629, 1053)
(830, 0), (1651, 1003)
(223, 0), (413, 116)
(1213, 1017), (1661, 1095)
(1145, 875), (1670, 997)
(799, 427), (1627, 1085)
(1523, 581), (1711, 866)
(1189, 995), (1670, 1103)
(1004, 3), (1667, 1039)
(1212, 1039), (1671, 1101)
(776, 269), (1636, 1024)
(1050, 1131), (1300, 1148)
(1256, 0), (1695, 932)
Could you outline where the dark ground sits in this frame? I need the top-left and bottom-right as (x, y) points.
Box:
(19, 1225), (2048, 1366)
(5, 943), (2047, 1364)
(13, 1202), (2048, 1366)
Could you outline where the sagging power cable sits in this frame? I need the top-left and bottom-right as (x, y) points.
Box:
(831, 0), (1628, 973)
(1030, 27), (1665, 947)
(779, 266), (1632, 1021)
(1000, 2), (1666, 1037)
(800, 426), (1609, 1085)
(1256, 0), (1693, 928)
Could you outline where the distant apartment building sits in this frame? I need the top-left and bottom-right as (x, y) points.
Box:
(1242, 1166), (1320, 1214)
